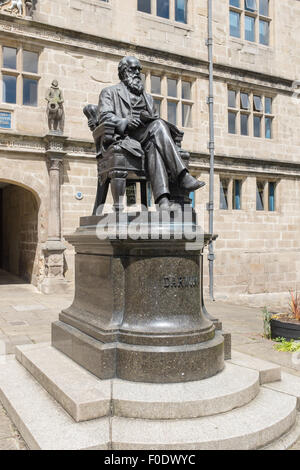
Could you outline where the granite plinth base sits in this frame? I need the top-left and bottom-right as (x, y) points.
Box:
(52, 321), (224, 383)
(52, 216), (225, 383)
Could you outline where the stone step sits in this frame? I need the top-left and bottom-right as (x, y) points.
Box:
(263, 373), (300, 410)
(262, 414), (300, 450)
(16, 343), (111, 422)
(0, 355), (299, 450)
(111, 389), (297, 450)
(16, 344), (260, 421)
(0, 359), (110, 450)
(113, 362), (260, 419)
(229, 350), (281, 384)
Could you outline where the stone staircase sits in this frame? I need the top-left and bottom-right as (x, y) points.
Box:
(0, 343), (299, 450)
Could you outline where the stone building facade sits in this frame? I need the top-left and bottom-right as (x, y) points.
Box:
(0, 0), (299, 307)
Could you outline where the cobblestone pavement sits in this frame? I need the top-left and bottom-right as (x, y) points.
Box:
(0, 269), (299, 450)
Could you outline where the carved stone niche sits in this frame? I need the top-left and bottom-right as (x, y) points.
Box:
(0, 0), (37, 18)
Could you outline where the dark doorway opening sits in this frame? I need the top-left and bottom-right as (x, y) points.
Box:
(0, 183), (39, 284)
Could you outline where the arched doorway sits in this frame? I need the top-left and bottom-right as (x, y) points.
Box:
(0, 182), (39, 285)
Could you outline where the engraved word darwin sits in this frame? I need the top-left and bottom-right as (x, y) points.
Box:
(163, 276), (199, 288)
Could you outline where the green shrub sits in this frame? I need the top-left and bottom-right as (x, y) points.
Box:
(274, 337), (300, 352)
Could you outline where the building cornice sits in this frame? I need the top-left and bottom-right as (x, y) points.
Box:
(0, 131), (299, 178)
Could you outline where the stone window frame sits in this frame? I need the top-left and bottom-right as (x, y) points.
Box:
(229, 0), (272, 47)
(141, 70), (194, 129)
(137, 0), (190, 28)
(219, 175), (245, 211)
(0, 43), (41, 108)
(256, 178), (277, 212)
(227, 87), (274, 139)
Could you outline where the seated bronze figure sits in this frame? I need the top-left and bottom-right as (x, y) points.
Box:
(84, 56), (204, 214)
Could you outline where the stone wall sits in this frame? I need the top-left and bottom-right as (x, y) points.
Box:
(32, 0), (300, 80)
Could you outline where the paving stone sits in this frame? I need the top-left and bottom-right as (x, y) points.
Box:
(12, 305), (46, 312)
(0, 421), (14, 439)
(0, 438), (22, 450)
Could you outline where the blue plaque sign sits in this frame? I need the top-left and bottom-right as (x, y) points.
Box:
(0, 112), (12, 129)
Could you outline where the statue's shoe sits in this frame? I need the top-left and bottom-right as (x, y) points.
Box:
(180, 174), (205, 191)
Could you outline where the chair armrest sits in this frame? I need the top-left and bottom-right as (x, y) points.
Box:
(83, 104), (99, 131)
(92, 122), (117, 151)
(92, 122), (114, 140)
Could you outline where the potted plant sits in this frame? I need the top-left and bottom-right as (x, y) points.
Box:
(270, 291), (300, 340)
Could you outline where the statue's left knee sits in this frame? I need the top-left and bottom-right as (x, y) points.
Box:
(150, 119), (167, 133)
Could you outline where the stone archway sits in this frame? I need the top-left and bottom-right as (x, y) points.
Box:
(0, 145), (70, 294)
(0, 176), (46, 287)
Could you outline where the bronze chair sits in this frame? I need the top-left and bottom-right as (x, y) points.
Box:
(83, 104), (192, 215)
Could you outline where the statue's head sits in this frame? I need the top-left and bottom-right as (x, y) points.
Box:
(51, 80), (59, 88)
(118, 56), (144, 96)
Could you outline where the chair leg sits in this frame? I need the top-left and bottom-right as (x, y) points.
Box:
(140, 181), (148, 210)
(109, 170), (128, 212)
(93, 179), (109, 216)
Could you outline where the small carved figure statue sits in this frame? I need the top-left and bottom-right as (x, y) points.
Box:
(46, 80), (65, 134)
(6, 0), (23, 15)
(25, 0), (33, 16)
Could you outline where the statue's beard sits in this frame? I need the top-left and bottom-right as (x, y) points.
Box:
(123, 75), (144, 95)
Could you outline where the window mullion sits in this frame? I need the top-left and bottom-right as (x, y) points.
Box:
(241, 10), (245, 40)
(170, 0), (175, 21)
(16, 47), (22, 106)
(255, 12), (258, 42)
(237, 91), (241, 134)
(16, 47), (22, 73)
(262, 106), (266, 138)
(16, 73), (22, 106)
(145, 70), (151, 93)
(249, 92), (253, 136)
(161, 75), (167, 120)
(178, 77), (182, 127)
(151, 0), (156, 15)
(263, 182), (269, 211)
(228, 179), (233, 211)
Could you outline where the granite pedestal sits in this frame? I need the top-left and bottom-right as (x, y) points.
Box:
(52, 213), (225, 383)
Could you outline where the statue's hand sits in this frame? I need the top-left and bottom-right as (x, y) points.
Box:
(88, 118), (96, 130)
(140, 111), (153, 123)
(127, 117), (142, 131)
